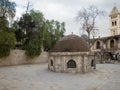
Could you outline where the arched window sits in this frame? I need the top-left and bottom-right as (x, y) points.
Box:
(110, 40), (114, 48)
(115, 21), (117, 26)
(91, 60), (94, 67)
(96, 41), (101, 49)
(50, 60), (53, 66)
(67, 60), (76, 68)
(112, 22), (114, 26)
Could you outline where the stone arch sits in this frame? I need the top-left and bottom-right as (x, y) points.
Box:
(96, 41), (101, 49)
(50, 59), (53, 66)
(112, 21), (114, 26)
(67, 59), (76, 68)
(107, 39), (117, 49)
(91, 59), (94, 67)
(91, 59), (96, 69)
(115, 21), (117, 26)
(110, 39), (114, 48)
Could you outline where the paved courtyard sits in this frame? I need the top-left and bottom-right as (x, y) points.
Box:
(0, 63), (120, 90)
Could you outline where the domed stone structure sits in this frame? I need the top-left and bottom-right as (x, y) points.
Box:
(48, 34), (96, 73)
(51, 34), (89, 52)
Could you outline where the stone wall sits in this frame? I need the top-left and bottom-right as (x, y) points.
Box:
(0, 50), (48, 66)
(48, 52), (95, 73)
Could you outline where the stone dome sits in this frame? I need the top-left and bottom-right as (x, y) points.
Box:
(51, 34), (90, 52)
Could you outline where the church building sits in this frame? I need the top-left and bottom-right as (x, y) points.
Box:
(92, 5), (120, 61)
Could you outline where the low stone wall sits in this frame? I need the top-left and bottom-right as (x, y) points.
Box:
(0, 50), (48, 66)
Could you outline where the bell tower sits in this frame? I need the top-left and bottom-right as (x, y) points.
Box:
(109, 5), (120, 36)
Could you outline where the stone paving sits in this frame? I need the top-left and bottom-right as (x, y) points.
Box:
(0, 63), (120, 90)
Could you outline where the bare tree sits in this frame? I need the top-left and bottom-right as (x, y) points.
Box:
(25, 0), (32, 13)
(76, 5), (105, 47)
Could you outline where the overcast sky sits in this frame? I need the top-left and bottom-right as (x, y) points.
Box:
(10, 0), (120, 38)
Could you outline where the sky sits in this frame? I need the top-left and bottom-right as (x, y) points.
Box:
(10, 0), (120, 38)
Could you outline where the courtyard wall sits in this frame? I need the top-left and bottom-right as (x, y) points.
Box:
(0, 49), (48, 66)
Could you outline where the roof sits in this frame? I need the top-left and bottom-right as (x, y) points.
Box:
(92, 34), (120, 44)
(51, 34), (90, 52)
(110, 6), (119, 16)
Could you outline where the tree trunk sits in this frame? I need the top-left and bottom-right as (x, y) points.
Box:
(88, 32), (90, 49)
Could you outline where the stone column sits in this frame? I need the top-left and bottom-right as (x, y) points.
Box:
(82, 55), (86, 73)
(118, 37), (120, 49)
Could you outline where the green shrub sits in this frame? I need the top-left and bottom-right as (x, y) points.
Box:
(25, 38), (41, 57)
(0, 31), (16, 57)
(0, 44), (10, 57)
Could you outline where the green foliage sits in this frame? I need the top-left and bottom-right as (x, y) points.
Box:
(30, 9), (45, 30)
(0, 17), (9, 31)
(0, 31), (16, 57)
(13, 9), (66, 57)
(14, 13), (35, 49)
(25, 32), (41, 57)
(42, 20), (65, 51)
(0, 44), (10, 57)
(0, 2), (16, 57)
(14, 12), (42, 56)
(0, 0), (16, 19)
(25, 39), (41, 57)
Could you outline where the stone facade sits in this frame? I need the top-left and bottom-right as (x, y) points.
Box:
(48, 34), (96, 73)
(109, 6), (120, 36)
(91, 6), (120, 62)
(91, 35), (120, 63)
(92, 37), (118, 51)
(48, 52), (95, 73)
(92, 6), (120, 51)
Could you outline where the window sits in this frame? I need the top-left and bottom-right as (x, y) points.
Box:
(112, 22), (114, 26)
(115, 21), (117, 26)
(50, 60), (53, 66)
(110, 40), (114, 48)
(91, 60), (94, 67)
(96, 41), (101, 49)
(112, 21), (117, 26)
(67, 60), (76, 68)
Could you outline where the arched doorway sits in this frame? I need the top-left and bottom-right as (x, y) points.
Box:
(50, 60), (53, 66)
(115, 21), (117, 26)
(91, 59), (96, 69)
(96, 41), (101, 49)
(110, 40), (114, 48)
(67, 60), (76, 68)
(91, 59), (94, 67)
